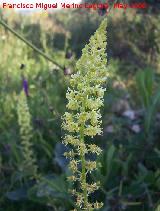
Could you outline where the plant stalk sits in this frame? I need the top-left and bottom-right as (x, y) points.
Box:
(80, 125), (88, 210)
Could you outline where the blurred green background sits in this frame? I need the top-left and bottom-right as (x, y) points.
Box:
(0, 2), (160, 211)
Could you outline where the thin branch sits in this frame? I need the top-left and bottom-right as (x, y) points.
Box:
(0, 19), (64, 70)
(107, 0), (118, 14)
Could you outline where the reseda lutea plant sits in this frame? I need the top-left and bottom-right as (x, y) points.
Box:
(62, 19), (107, 210)
(17, 91), (37, 179)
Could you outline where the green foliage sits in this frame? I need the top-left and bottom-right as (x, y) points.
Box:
(156, 204), (160, 211)
(136, 69), (160, 134)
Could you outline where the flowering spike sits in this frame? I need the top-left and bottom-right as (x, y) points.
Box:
(62, 18), (107, 210)
(17, 91), (37, 178)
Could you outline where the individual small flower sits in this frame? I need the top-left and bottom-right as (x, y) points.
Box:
(67, 175), (77, 182)
(62, 112), (79, 133)
(76, 194), (84, 208)
(85, 98), (103, 110)
(93, 201), (104, 209)
(64, 150), (77, 159)
(62, 135), (79, 146)
(76, 112), (89, 125)
(90, 110), (102, 126)
(69, 159), (79, 173)
(85, 161), (97, 172)
(77, 142), (87, 153)
(87, 144), (102, 155)
(65, 50), (73, 59)
(64, 66), (72, 75)
(84, 125), (102, 137)
(66, 99), (79, 111)
(84, 182), (99, 194)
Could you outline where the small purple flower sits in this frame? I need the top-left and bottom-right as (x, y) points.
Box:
(22, 77), (29, 97)
(64, 67), (72, 76)
(65, 51), (73, 59)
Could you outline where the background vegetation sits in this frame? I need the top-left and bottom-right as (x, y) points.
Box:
(0, 5), (160, 211)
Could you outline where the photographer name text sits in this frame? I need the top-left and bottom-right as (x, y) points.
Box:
(1, 2), (148, 10)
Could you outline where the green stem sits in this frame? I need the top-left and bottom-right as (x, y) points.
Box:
(0, 19), (64, 70)
(80, 125), (88, 210)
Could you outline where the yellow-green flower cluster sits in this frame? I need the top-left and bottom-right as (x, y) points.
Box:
(17, 91), (37, 178)
(62, 19), (107, 210)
